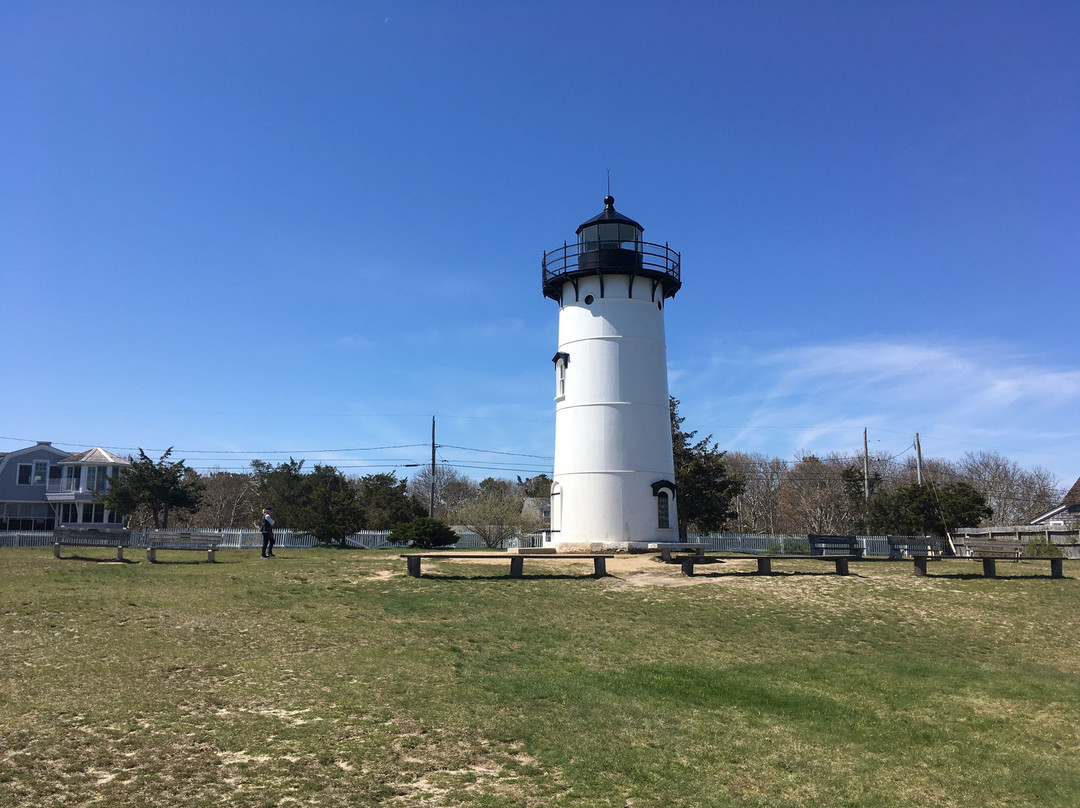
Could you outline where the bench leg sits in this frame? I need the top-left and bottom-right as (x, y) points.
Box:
(913, 556), (927, 576)
(1051, 558), (1063, 579)
(406, 556), (421, 578)
(54, 543), (62, 558)
(147, 548), (156, 563)
(681, 559), (696, 576)
(835, 558), (850, 576)
(981, 558), (996, 578)
(660, 548), (673, 563)
(509, 557), (524, 578)
(756, 557), (772, 575)
(207, 549), (216, 563)
(593, 557), (607, 578)
(116, 546), (125, 561)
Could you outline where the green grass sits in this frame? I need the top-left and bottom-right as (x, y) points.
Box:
(1, 549), (1078, 807)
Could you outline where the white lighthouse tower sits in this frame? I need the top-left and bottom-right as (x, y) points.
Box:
(542, 196), (681, 551)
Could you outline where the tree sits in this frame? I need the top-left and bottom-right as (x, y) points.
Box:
(670, 397), (744, 539)
(955, 451), (1059, 525)
(387, 517), (458, 549)
(869, 481), (992, 536)
(354, 473), (424, 529)
(840, 462), (884, 534)
(407, 466), (479, 519)
(251, 458), (308, 528)
(186, 470), (257, 529)
(774, 455), (849, 535)
(517, 473), (552, 498)
(292, 464), (366, 545)
(725, 452), (786, 534)
(98, 448), (204, 530)
(453, 490), (543, 548)
(251, 459), (366, 544)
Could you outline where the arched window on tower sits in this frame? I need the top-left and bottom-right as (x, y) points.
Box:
(651, 480), (676, 532)
(552, 352), (569, 400)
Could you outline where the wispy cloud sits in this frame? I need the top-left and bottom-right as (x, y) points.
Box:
(678, 338), (1080, 483)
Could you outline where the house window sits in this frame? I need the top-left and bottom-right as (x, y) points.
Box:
(60, 504), (79, 524)
(18, 462), (50, 484)
(64, 466), (80, 492)
(82, 503), (105, 524)
(1, 503), (53, 531)
(657, 491), (670, 529)
(86, 466), (110, 492)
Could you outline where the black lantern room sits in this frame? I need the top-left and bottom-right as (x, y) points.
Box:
(542, 195), (681, 303)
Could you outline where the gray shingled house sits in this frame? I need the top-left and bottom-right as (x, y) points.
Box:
(1031, 476), (1080, 526)
(0, 441), (130, 530)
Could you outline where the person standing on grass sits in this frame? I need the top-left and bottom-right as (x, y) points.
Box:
(260, 507), (276, 558)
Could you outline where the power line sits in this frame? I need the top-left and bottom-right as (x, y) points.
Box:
(439, 444), (553, 460)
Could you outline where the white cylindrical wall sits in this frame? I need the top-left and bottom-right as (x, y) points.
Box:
(551, 274), (678, 545)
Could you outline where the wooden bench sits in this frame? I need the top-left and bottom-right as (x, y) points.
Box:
(671, 553), (856, 576)
(401, 552), (613, 579)
(145, 531), (223, 563)
(808, 534), (864, 559)
(961, 538), (1064, 579)
(658, 545), (708, 563)
(887, 536), (946, 576)
(52, 527), (129, 560)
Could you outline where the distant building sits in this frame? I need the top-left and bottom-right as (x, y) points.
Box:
(1030, 476), (1080, 526)
(521, 496), (551, 523)
(0, 442), (130, 530)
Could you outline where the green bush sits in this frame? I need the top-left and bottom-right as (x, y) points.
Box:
(387, 517), (458, 549)
(766, 539), (809, 555)
(1023, 536), (1062, 558)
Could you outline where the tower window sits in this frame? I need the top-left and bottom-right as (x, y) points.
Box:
(584, 294), (594, 305)
(657, 491), (670, 529)
(651, 480), (676, 531)
(552, 352), (569, 400)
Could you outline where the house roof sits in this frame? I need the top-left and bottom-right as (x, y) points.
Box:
(1063, 476), (1080, 506)
(60, 447), (129, 466)
(0, 442), (69, 474)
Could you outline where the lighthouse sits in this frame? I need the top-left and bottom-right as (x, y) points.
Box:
(542, 196), (681, 551)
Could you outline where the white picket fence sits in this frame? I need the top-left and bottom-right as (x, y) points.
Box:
(0, 528), (488, 550)
(0, 529), (890, 555)
(6, 529), (1074, 555)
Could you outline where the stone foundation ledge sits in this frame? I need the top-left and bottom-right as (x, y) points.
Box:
(550, 541), (703, 555)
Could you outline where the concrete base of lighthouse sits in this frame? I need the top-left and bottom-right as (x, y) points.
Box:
(547, 540), (703, 555)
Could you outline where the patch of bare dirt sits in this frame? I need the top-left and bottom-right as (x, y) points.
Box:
(603, 553), (739, 587)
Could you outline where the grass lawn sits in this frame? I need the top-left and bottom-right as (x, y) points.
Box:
(1, 548), (1078, 807)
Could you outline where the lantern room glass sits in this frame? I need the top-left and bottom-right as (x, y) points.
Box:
(578, 223), (642, 253)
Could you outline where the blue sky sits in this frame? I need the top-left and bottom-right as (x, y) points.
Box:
(3, 1), (1078, 491)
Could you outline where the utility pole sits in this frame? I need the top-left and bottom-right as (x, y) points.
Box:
(915, 432), (924, 486)
(863, 428), (870, 500)
(429, 416), (436, 518)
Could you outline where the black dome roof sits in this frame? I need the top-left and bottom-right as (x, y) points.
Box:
(575, 195), (644, 235)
